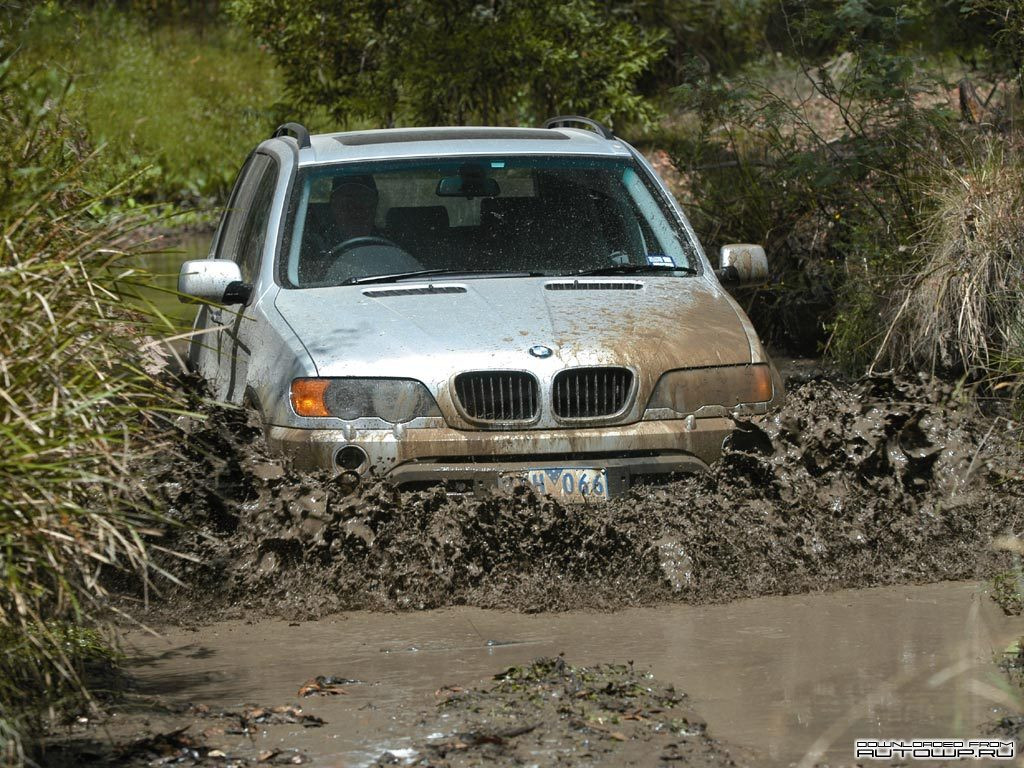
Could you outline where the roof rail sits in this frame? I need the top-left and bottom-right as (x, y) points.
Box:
(543, 115), (614, 140)
(272, 122), (311, 149)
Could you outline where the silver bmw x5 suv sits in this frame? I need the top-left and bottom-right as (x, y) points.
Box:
(180, 116), (783, 501)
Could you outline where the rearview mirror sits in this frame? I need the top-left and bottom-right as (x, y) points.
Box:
(178, 259), (251, 304)
(716, 244), (768, 287)
(436, 175), (500, 198)
(436, 162), (500, 198)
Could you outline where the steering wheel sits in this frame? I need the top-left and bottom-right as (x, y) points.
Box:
(326, 235), (400, 257)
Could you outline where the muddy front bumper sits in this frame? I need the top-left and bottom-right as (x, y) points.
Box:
(266, 417), (734, 493)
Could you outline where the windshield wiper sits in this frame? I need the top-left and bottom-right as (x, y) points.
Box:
(566, 264), (699, 277)
(344, 269), (544, 285)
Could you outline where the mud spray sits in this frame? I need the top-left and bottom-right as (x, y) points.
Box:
(136, 372), (1024, 621)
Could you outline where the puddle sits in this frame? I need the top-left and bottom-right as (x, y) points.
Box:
(121, 581), (1024, 767)
(133, 230), (211, 326)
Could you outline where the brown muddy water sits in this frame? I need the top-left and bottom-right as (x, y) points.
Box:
(113, 581), (1023, 768)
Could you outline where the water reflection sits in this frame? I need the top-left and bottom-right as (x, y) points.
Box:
(133, 230), (211, 326)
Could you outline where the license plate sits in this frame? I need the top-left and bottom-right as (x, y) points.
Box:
(500, 468), (610, 502)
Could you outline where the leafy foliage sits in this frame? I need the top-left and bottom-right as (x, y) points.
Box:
(668, 5), (952, 356)
(629, 0), (775, 77)
(665, 0), (1024, 386)
(228, 0), (667, 128)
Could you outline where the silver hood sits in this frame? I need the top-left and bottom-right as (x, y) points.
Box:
(274, 277), (753, 393)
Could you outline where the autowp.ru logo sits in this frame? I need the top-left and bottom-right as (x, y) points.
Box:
(855, 739), (1015, 760)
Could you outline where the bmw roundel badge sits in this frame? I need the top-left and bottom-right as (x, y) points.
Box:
(529, 345), (553, 358)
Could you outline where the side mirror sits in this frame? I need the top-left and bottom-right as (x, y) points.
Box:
(715, 244), (769, 287)
(178, 259), (251, 304)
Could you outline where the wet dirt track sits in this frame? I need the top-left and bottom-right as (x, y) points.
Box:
(102, 581), (1023, 767)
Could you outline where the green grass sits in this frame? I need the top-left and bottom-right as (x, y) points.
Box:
(16, 2), (287, 205)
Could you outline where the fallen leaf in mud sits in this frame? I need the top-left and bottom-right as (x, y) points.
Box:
(432, 724), (539, 753)
(297, 675), (355, 697)
(434, 685), (467, 699)
(113, 725), (252, 766)
(241, 704), (325, 729)
(178, 701), (328, 734)
(257, 748), (308, 764)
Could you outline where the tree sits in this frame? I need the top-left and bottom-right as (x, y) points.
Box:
(228, 0), (666, 128)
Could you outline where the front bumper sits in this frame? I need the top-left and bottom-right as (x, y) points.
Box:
(266, 417), (734, 492)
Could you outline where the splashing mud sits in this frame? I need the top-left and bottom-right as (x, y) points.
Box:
(135, 373), (1024, 620)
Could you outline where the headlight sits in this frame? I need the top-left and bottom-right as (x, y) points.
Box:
(290, 378), (441, 422)
(647, 364), (773, 414)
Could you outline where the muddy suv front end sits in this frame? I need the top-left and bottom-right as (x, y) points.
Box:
(182, 119), (783, 501)
(263, 273), (782, 498)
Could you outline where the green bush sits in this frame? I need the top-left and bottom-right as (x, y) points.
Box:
(229, 0), (667, 129)
(668, 51), (949, 354)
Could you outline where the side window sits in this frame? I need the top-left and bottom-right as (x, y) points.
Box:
(236, 160), (278, 283)
(213, 153), (256, 260)
(214, 154), (271, 266)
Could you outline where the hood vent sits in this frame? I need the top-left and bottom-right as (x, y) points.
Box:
(363, 285), (466, 298)
(545, 280), (642, 291)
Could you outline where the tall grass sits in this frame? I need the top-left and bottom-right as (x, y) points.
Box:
(875, 136), (1024, 382)
(14, 2), (286, 204)
(0, 53), (182, 762)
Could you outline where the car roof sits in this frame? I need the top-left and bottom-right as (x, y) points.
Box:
(276, 126), (635, 166)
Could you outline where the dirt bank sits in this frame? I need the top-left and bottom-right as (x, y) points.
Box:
(132, 371), (1024, 621)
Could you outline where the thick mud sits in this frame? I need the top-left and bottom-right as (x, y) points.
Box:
(133, 370), (1024, 620)
(372, 657), (739, 768)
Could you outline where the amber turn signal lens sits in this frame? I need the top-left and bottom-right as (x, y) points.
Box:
(750, 364), (774, 403)
(291, 378), (331, 417)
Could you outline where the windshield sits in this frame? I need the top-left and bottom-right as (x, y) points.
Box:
(280, 155), (700, 287)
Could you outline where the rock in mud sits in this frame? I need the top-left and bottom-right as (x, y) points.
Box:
(133, 371), (1024, 620)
